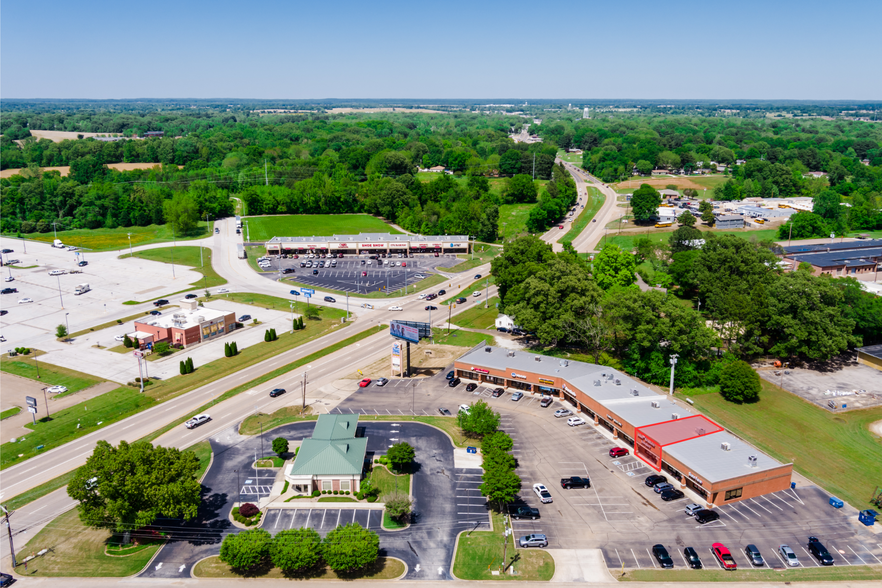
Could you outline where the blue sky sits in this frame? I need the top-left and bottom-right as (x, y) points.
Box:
(2, 0), (880, 99)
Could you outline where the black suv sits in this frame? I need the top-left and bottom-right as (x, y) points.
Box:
(154, 299), (169, 307)
(448, 377), (461, 387)
(694, 509), (720, 524)
(456, 297), (467, 304)
(560, 477), (591, 489)
(1, 287), (17, 294)
(807, 536), (834, 565)
(645, 474), (667, 487)
(683, 547), (702, 569)
(465, 383), (477, 392)
(651, 544), (674, 568)
(509, 505), (540, 520)
(269, 388), (286, 397)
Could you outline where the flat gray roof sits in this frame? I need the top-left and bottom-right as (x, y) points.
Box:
(664, 432), (787, 484)
(857, 344), (882, 360)
(600, 396), (694, 427)
(783, 239), (882, 254)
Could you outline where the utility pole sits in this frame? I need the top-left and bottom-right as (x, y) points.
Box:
(447, 302), (453, 334)
(127, 233), (133, 258)
(788, 220), (793, 247)
(171, 225), (176, 279)
(265, 159), (269, 186)
(42, 386), (51, 417)
(52, 221), (58, 241)
(485, 279), (489, 308)
(668, 354), (679, 396)
(57, 275), (64, 308)
(301, 372), (308, 412)
(2, 505), (18, 567)
(346, 293), (349, 321)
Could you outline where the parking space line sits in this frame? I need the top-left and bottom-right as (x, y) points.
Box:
(366, 510), (371, 529)
(738, 502), (762, 517)
(846, 545), (866, 565)
(773, 550), (788, 567)
(785, 488), (805, 505)
(709, 548), (724, 569)
(321, 509), (327, 528)
(800, 546), (820, 566)
(761, 495), (784, 511)
(336, 509), (341, 527)
(749, 498), (773, 514)
(859, 544), (882, 564)
(718, 507), (739, 521)
(679, 549), (689, 567)
(305, 509), (311, 528)
(631, 549), (640, 568)
(646, 548), (657, 568)
(613, 548), (623, 567)
(727, 504), (751, 520)
(773, 492), (796, 508)
(352, 509), (356, 523)
(273, 510), (282, 528)
(289, 510), (297, 528)
(829, 544), (850, 565)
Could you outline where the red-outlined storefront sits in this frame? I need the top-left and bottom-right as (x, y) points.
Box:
(634, 415), (723, 471)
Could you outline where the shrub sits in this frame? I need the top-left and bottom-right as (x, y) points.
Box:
(219, 528), (271, 571)
(239, 503), (259, 518)
(231, 341), (238, 355)
(719, 360), (761, 404)
(333, 490), (339, 495)
(311, 490), (320, 497)
(321, 523), (379, 572)
(270, 527), (323, 573)
(123, 334), (133, 348)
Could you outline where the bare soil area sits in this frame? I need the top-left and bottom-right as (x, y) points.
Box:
(1, 162), (175, 178)
(614, 177), (711, 191)
(347, 342), (468, 380)
(327, 107), (445, 114)
(29, 130), (121, 142)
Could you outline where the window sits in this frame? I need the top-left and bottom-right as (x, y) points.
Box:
(322, 480), (332, 491)
(340, 480), (350, 491)
(725, 487), (743, 501)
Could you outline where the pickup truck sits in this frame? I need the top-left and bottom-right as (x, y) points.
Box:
(508, 505), (540, 520)
(560, 476), (591, 489)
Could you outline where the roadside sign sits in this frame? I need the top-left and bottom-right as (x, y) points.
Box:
(25, 396), (37, 407)
(28, 406), (37, 414)
(133, 350), (144, 358)
(301, 288), (315, 296)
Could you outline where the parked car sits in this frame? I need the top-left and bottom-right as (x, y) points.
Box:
(324, 296), (336, 303)
(438, 407), (451, 416)
(458, 404), (470, 414)
(712, 543), (737, 570)
(388, 306), (403, 311)
(554, 408), (572, 418)
(518, 534), (548, 548)
(654, 482), (674, 494)
(509, 505), (540, 520)
(779, 544), (799, 567)
(238, 314), (252, 322)
(560, 477), (590, 489)
(609, 447), (629, 458)
(539, 397), (553, 407)
(154, 299), (169, 307)
(78, 260), (88, 266)
(683, 547), (702, 569)
(645, 474), (667, 487)
(446, 370), (455, 380)
(465, 383), (477, 392)
(115, 334), (126, 341)
(492, 388), (504, 397)
(532, 483), (553, 504)
(744, 544), (765, 566)
(48, 269), (66, 276)
(0, 248), (12, 254)
(269, 388), (286, 397)
(694, 509), (720, 524)
(652, 544), (674, 569)
(3, 276), (12, 282)
(0, 571), (13, 587)
(47, 385), (68, 394)
(376, 378), (388, 387)
(567, 416), (586, 427)
(660, 489), (685, 501)
(358, 378), (372, 388)
(185, 414), (211, 429)
(448, 377), (461, 387)
(807, 537), (834, 565)
(684, 503), (703, 516)
(1, 287), (17, 294)
(511, 391), (523, 401)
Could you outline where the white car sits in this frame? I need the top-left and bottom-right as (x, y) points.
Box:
(458, 404), (471, 415)
(388, 306), (403, 311)
(217, 288), (230, 293)
(114, 334), (126, 342)
(554, 408), (572, 418)
(418, 293), (428, 299)
(66, 246), (78, 251)
(3, 276), (13, 282)
(362, 303), (374, 309)
(18, 297), (33, 304)
(48, 270), (66, 276)
(472, 291), (481, 297)
(533, 483), (553, 504)
(414, 274), (426, 279)
(567, 416), (586, 427)
(185, 414), (211, 429)
(47, 385), (68, 394)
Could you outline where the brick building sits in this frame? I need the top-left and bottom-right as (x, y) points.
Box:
(132, 299), (236, 349)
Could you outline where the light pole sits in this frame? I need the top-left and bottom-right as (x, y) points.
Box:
(301, 372), (308, 412)
(65, 313), (70, 343)
(42, 386), (51, 418)
(52, 221), (58, 241)
(57, 275), (64, 308)
(290, 303), (295, 333)
(171, 225), (176, 279)
(127, 233), (133, 258)
(235, 469), (240, 506)
(668, 354), (679, 396)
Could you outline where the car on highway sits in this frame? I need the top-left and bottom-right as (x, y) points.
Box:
(654, 482), (674, 494)
(0, 248), (12, 254)
(386, 305), (403, 312)
(438, 407), (451, 416)
(567, 416), (586, 427)
(358, 378), (372, 388)
(744, 544), (765, 566)
(425, 305), (437, 311)
(18, 297), (34, 304)
(558, 224), (564, 229)
(448, 377), (461, 387)
(712, 543), (737, 570)
(458, 404), (470, 414)
(48, 269), (66, 276)
(218, 288), (230, 293)
(683, 547), (702, 569)
(533, 483), (553, 504)
(149, 309), (161, 315)
(472, 291), (481, 297)
(154, 299), (169, 307)
(238, 314), (252, 322)
(652, 544), (674, 569)
(609, 447), (629, 458)
(474, 274), (482, 279)
(660, 489), (684, 501)
(492, 388), (504, 397)
(0, 310), (7, 316)
(269, 388), (286, 398)
(779, 544), (799, 566)
(511, 391), (523, 401)
(361, 303), (372, 309)
(1, 287), (17, 294)
(518, 534), (548, 548)
(694, 509), (720, 524)
(807, 536), (834, 565)
(560, 476), (590, 489)
(645, 474), (667, 487)
(47, 385), (68, 394)
(509, 505), (540, 520)
(185, 414), (211, 429)
(438, 289), (446, 295)
(539, 397), (553, 407)
(185, 293), (198, 299)
(554, 408), (572, 418)
(376, 378), (388, 387)
(324, 296), (336, 303)
(465, 383), (477, 392)
(414, 274), (425, 279)
(454, 297), (467, 305)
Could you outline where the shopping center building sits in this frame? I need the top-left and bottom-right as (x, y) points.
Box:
(264, 233), (471, 256)
(454, 345), (794, 507)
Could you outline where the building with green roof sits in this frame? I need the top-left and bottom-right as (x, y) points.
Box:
(284, 414), (367, 495)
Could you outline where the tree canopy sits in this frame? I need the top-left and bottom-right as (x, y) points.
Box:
(630, 184), (661, 224)
(321, 523), (379, 572)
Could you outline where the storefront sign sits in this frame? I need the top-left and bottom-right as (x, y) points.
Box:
(472, 368), (490, 374)
(538, 378), (555, 385)
(419, 244), (427, 248)
(562, 384), (572, 393)
(510, 372), (527, 379)
(338, 244), (349, 248)
(687, 472), (704, 486)
(637, 434), (656, 449)
(361, 243), (386, 248)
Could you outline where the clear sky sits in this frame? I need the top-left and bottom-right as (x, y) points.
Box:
(1, 0), (880, 100)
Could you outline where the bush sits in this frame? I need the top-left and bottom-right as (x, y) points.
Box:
(231, 341), (238, 355)
(272, 437), (288, 457)
(311, 490), (321, 497)
(333, 490), (339, 495)
(219, 528), (271, 571)
(239, 503), (259, 518)
(719, 360), (761, 403)
(270, 527), (323, 573)
(321, 523), (379, 572)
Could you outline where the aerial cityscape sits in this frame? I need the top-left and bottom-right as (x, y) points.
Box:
(1, 1), (881, 587)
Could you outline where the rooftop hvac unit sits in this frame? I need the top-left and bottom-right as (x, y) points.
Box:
(630, 389), (639, 396)
(671, 413), (680, 420)
(748, 455), (758, 467)
(534, 356), (541, 362)
(695, 427), (706, 436)
(615, 378), (621, 386)
(484, 347), (492, 353)
(607, 373), (614, 380)
(721, 442), (731, 451)
(594, 380), (601, 386)
(651, 400), (660, 408)
(508, 350), (515, 357)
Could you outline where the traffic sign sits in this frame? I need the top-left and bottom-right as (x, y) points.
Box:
(28, 406), (37, 414)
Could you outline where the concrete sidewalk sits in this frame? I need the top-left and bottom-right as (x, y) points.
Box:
(547, 549), (615, 582)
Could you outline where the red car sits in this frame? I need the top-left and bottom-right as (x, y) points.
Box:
(609, 447), (629, 458)
(712, 543), (737, 570)
(358, 378), (372, 388)
(558, 224), (564, 229)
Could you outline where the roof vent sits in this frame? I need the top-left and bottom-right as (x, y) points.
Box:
(594, 380), (601, 386)
(672, 413), (680, 420)
(484, 347), (492, 353)
(630, 389), (639, 396)
(651, 400), (660, 408)
(608, 373), (614, 381)
(508, 350), (515, 357)
(748, 455), (758, 467)
(695, 427), (706, 436)
(615, 378), (621, 386)
(534, 356), (541, 362)
(560, 360), (569, 367)
(601, 372), (606, 377)
(721, 442), (731, 451)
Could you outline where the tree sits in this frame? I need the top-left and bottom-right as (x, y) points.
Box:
(481, 431), (513, 453)
(224, 342), (232, 357)
(305, 306), (320, 320)
(592, 243), (637, 290)
(386, 442), (415, 472)
(677, 211), (696, 227)
(272, 437), (289, 457)
(219, 528), (272, 572)
(777, 212), (829, 240)
(270, 528), (323, 573)
(657, 151), (681, 170)
(180, 360), (187, 375)
(384, 492), (413, 522)
(480, 464), (522, 508)
(636, 160), (653, 175)
(231, 341), (238, 355)
(669, 225), (703, 254)
(124, 333), (133, 348)
(162, 192), (200, 235)
(321, 523), (379, 572)
(719, 361), (761, 404)
(491, 235), (555, 303)
(456, 400), (500, 437)
(699, 200), (715, 225)
(67, 440), (201, 532)
(186, 357), (194, 373)
(504, 174), (538, 203)
(630, 184), (661, 224)
(500, 149), (522, 176)
(56, 324), (68, 339)
(814, 189), (842, 220)
(153, 341), (171, 356)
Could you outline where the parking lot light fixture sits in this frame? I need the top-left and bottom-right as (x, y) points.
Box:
(127, 233), (133, 258)
(668, 354), (678, 396)
(65, 313), (70, 343)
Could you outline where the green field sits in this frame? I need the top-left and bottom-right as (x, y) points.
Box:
(687, 381), (882, 510)
(244, 214), (402, 241)
(559, 187), (604, 245)
(16, 222), (209, 252)
(436, 244), (500, 273)
(452, 296), (500, 329)
(121, 246), (225, 289)
(689, 175), (730, 191)
(603, 227), (789, 252)
(1, 406), (22, 420)
(453, 511), (554, 581)
(556, 149), (583, 164)
(432, 327), (494, 348)
(0, 356), (105, 397)
(498, 203), (536, 241)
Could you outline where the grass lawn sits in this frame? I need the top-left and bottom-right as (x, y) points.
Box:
(848, 229), (882, 238)
(1, 406), (22, 420)
(432, 327), (494, 349)
(559, 187), (604, 246)
(689, 175), (729, 192)
(603, 227), (788, 252)
(317, 496), (357, 502)
(453, 511), (554, 581)
(436, 243), (500, 273)
(244, 214), (402, 241)
(370, 465), (411, 499)
(68, 306), (179, 338)
(441, 276), (495, 305)
(256, 456), (285, 467)
(240, 405), (314, 436)
(687, 381), (882, 509)
(556, 149), (582, 164)
(17, 222), (209, 252)
(121, 246), (225, 290)
(498, 204), (536, 242)
(194, 555), (405, 580)
(0, 356), (104, 395)
(14, 509), (162, 577)
(186, 440), (213, 480)
(452, 297), (499, 329)
(208, 292), (345, 319)
(620, 566), (882, 582)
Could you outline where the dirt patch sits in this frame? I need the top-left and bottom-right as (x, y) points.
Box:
(347, 343), (468, 380)
(1, 162), (179, 179)
(614, 177), (710, 191)
(870, 420), (882, 438)
(29, 130), (120, 142)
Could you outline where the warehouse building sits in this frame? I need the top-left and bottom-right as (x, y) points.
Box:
(453, 345), (793, 507)
(856, 344), (882, 372)
(781, 239), (882, 278)
(264, 233), (470, 256)
(714, 214), (745, 229)
(133, 299), (236, 348)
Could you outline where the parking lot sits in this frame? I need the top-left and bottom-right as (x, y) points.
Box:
(254, 253), (459, 295)
(332, 369), (882, 572)
(758, 362), (882, 411)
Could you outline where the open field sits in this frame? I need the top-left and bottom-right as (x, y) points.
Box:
(121, 246), (225, 289)
(559, 187), (604, 245)
(0, 356), (105, 396)
(243, 214), (402, 240)
(453, 512), (554, 581)
(0, 162), (176, 179)
(452, 296), (500, 329)
(194, 555), (405, 579)
(556, 149), (582, 164)
(498, 204), (536, 241)
(436, 243), (499, 272)
(602, 228), (785, 251)
(614, 176), (724, 192)
(687, 380), (882, 509)
(14, 508), (162, 577)
(13, 222), (209, 251)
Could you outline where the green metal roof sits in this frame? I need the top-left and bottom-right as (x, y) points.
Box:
(311, 414), (359, 440)
(289, 437), (367, 476)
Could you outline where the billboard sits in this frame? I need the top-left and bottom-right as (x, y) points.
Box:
(390, 322), (419, 344)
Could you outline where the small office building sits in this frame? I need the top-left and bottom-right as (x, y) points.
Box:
(133, 299), (236, 348)
(284, 414), (367, 495)
(264, 233), (471, 256)
(453, 345), (793, 507)
(856, 344), (882, 372)
(714, 214), (745, 229)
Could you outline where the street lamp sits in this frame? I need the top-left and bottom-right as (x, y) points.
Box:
(127, 233), (133, 258)
(65, 313), (70, 343)
(290, 303), (295, 334)
(668, 354), (679, 396)
(57, 275), (64, 308)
